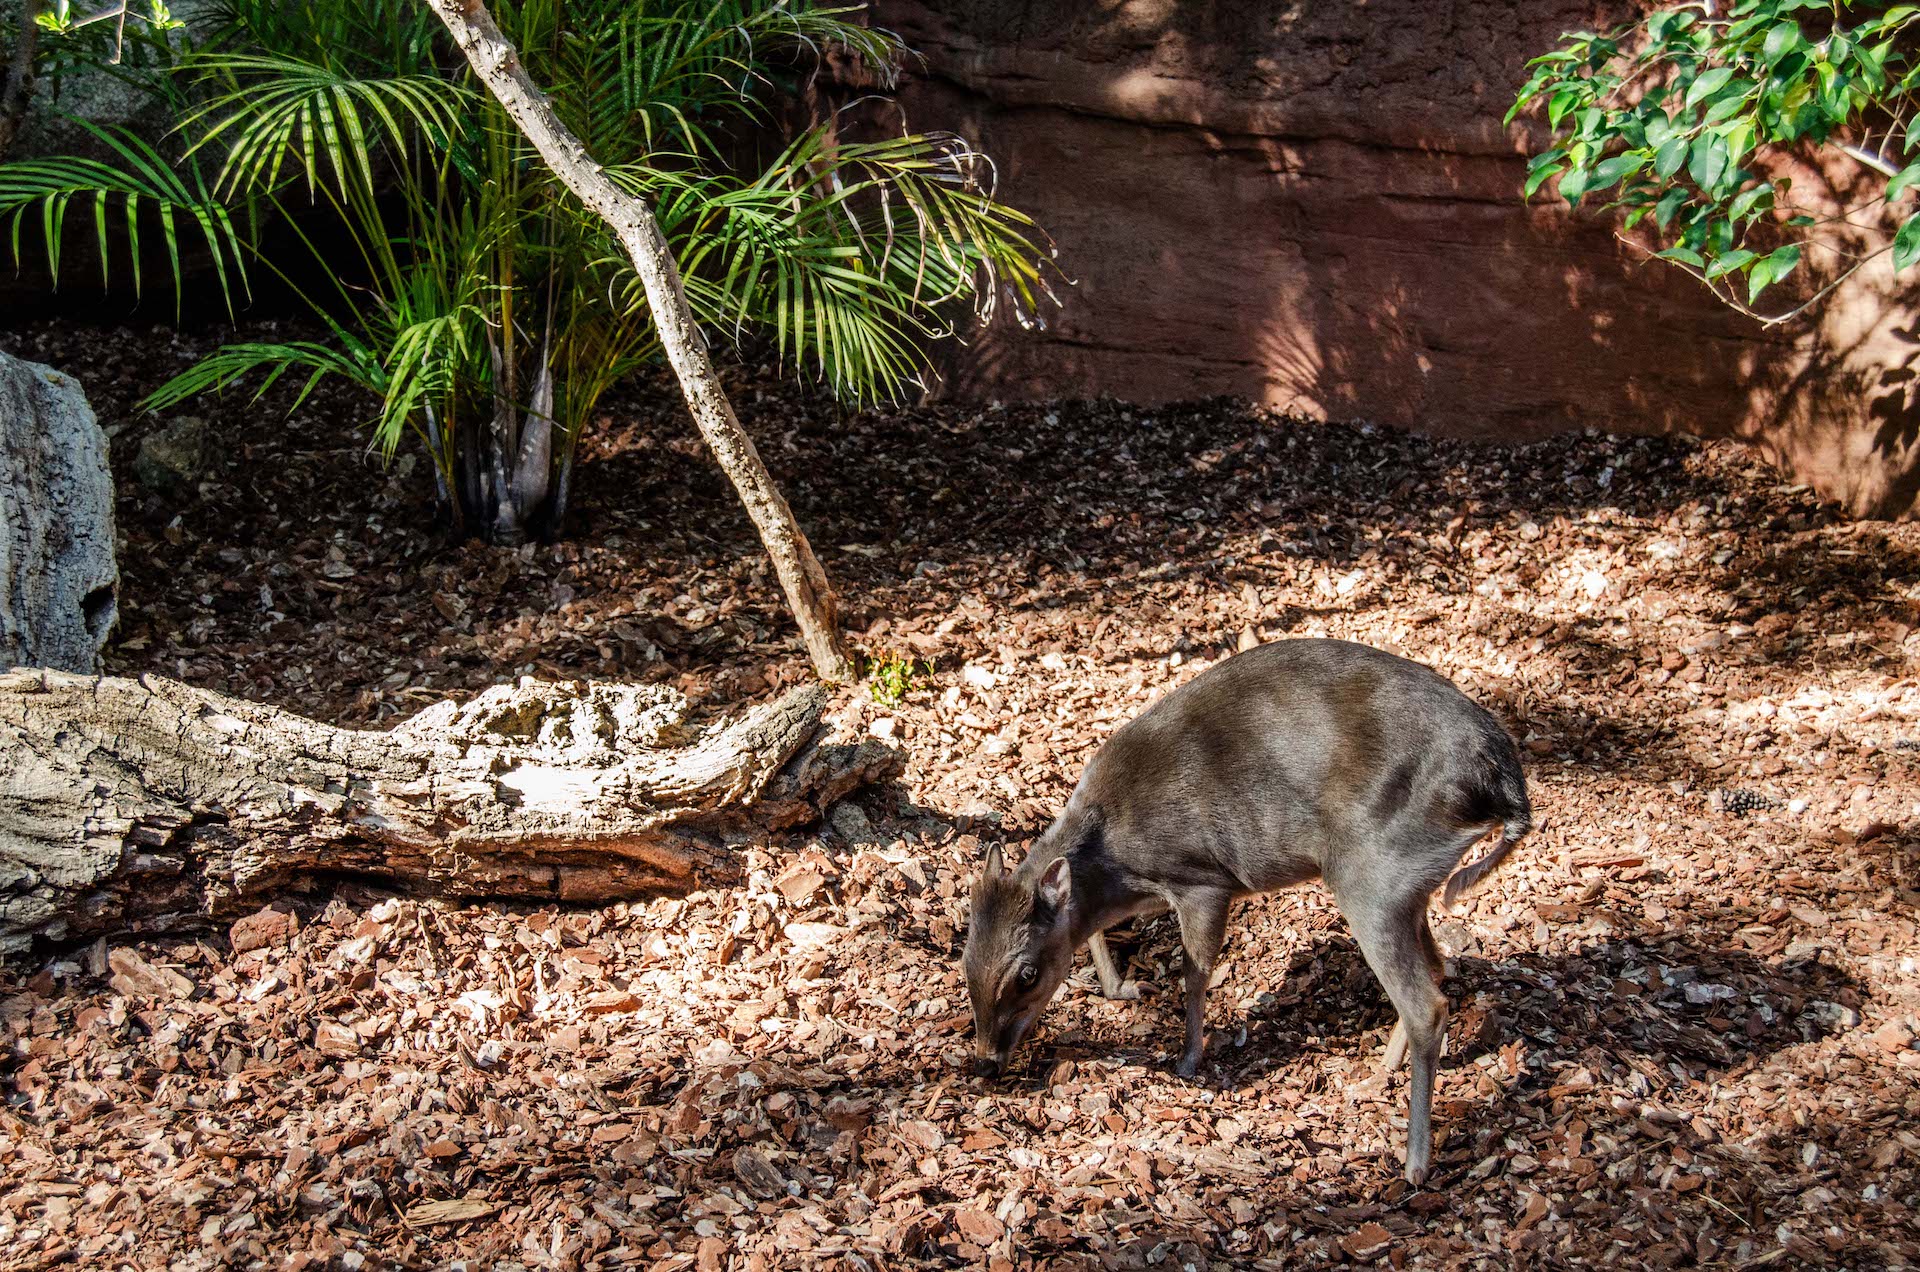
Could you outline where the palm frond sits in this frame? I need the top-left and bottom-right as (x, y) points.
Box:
(183, 54), (472, 199)
(606, 125), (1054, 404)
(196, 0), (447, 77)
(373, 302), (486, 459)
(0, 120), (250, 313)
(141, 338), (379, 414)
(537, 0), (906, 161)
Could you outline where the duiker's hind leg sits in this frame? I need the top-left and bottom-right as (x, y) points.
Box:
(1335, 877), (1449, 1187)
(1087, 931), (1140, 1000)
(1383, 916), (1445, 1070)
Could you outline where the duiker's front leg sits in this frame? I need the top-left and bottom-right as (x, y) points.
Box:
(1087, 931), (1140, 1000)
(1171, 889), (1230, 1077)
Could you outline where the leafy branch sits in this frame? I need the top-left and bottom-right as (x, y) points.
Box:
(1511, 0), (1920, 322)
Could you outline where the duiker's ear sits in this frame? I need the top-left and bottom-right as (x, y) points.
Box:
(1036, 856), (1071, 910)
(981, 843), (1004, 881)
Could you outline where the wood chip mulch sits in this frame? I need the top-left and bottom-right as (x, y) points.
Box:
(3, 318), (1919, 1269)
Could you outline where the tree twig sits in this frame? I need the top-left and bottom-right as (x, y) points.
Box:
(1613, 230), (1892, 327)
(1839, 143), (1900, 179)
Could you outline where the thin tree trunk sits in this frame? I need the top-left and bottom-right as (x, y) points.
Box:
(0, 0), (42, 161)
(508, 302), (555, 519)
(485, 334), (524, 545)
(422, 403), (453, 515)
(424, 0), (855, 682)
(0, 669), (900, 950)
(550, 428), (576, 539)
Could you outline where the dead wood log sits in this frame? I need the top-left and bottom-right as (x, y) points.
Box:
(0, 670), (900, 950)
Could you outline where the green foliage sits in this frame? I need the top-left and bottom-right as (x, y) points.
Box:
(35, 0), (183, 39)
(1510, 1), (1920, 320)
(0, 118), (246, 308)
(865, 650), (931, 707)
(30, 1), (191, 108)
(2, 0), (1057, 540)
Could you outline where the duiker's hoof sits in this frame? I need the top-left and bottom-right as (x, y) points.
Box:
(1174, 1052), (1202, 1078)
(1110, 979), (1141, 1001)
(1404, 1157), (1429, 1187)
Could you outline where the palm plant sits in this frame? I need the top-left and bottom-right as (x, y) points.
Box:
(2, 0), (1056, 543)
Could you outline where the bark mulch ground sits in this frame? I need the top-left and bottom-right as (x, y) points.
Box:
(4, 318), (1920, 1269)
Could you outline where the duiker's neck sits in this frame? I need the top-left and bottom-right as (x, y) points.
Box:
(1018, 807), (1136, 946)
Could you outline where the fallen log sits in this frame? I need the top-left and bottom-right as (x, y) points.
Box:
(0, 670), (899, 950)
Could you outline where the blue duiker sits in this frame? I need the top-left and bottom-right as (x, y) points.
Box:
(963, 638), (1531, 1185)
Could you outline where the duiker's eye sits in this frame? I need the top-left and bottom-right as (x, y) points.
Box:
(1016, 965), (1038, 990)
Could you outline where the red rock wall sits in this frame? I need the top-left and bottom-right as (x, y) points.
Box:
(868, 0), (1920, 518)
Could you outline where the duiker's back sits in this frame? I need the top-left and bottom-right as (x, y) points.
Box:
(1073, 639), (1528, 895)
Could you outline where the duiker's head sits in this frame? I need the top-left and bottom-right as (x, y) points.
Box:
(963, 844), (1075, 1077)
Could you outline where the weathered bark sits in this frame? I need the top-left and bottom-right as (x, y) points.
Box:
(0, 349), (118, 673)
(425, 0), (855, 680)
(0, 670), (901, 950)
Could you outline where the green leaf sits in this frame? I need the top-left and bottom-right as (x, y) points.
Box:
(1702, 91), (1750, 125)
(1729, 182), (1773, 221)
(1747, 243), (1801, 301)
(1658, 245), (1706, 268)
(1547, 87), (1580, 129)
(1821, 72), (1856, 124)
(1722, 121), (1757, 165)
(1687, 135), (1729, 192)
(1762, 21), (1802, 65)
(1654, 187), (1690, 229)
(1654, 136), (1690, 177)
(1591, 153), (1645, 189)
(1890, 162), (1920, 201)
(1704, 249), (1757, 280)
(1686, 66), (1736, 108)
(1895, 214), (1920, 271)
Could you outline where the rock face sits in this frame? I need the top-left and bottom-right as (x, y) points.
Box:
(0, 350), (117, 671)
(132, 414), (214, 497)
(869, 0), (1920, 517)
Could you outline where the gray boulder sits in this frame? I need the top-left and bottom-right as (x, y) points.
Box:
(132, 414), (213, 496)
(0, 351), (118, 672)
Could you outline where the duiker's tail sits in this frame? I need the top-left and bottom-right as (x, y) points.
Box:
(1442, 809), (1530, 909)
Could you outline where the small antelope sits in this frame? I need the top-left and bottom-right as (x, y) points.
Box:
(963, 638), (1531, 1184)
